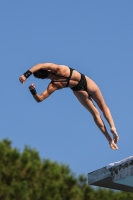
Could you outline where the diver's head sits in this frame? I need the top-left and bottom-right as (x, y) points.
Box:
(33, 69), (48, 79)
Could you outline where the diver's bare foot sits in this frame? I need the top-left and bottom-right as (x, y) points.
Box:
(110, 127), (119, 144)
(109, 140), (118, 150)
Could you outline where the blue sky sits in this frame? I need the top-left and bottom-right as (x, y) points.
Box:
(0, 1), (133, 176)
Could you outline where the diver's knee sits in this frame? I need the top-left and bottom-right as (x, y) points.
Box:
(93, 112), (101, 122)
(99, 103), (108, 112)
(100, 104), (110, 118)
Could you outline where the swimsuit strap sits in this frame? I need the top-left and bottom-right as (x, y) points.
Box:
(65, 67), (73, 87)
(51, 67), (74, 87)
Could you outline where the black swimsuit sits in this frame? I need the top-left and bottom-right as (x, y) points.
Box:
(51, 67), (87, 92)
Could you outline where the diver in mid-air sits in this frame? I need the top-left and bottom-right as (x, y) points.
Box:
(19, 63), (119, 150)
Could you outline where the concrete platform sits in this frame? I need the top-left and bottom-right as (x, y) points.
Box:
(88, 156), (133, 193)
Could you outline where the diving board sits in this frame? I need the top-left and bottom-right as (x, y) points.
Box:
(88, 156), (133, 193)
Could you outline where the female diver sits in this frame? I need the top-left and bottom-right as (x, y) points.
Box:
(19, 63), (119, 150)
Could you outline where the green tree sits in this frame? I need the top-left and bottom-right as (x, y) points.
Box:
(0, 139), (133, 200)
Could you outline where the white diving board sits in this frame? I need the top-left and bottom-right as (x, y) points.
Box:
(88, 156), (133, 193)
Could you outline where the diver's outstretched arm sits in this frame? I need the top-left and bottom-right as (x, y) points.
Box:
(19, 63), (59, 84)
(29, 63), (59, 73)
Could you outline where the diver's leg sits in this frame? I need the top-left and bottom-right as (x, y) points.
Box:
(90, 89), (119, 143)
(85, 77), (119, 144)
(73, 90), (118, 150)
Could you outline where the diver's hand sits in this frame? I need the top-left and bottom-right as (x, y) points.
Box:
(19, 75), (26, 84)
(29, 83), (35, 90)
(29, 84), (37, 95)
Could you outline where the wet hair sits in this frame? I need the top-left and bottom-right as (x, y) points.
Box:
(33, 69), (48, 79)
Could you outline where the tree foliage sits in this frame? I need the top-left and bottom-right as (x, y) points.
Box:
(0, 139), (133, 200)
